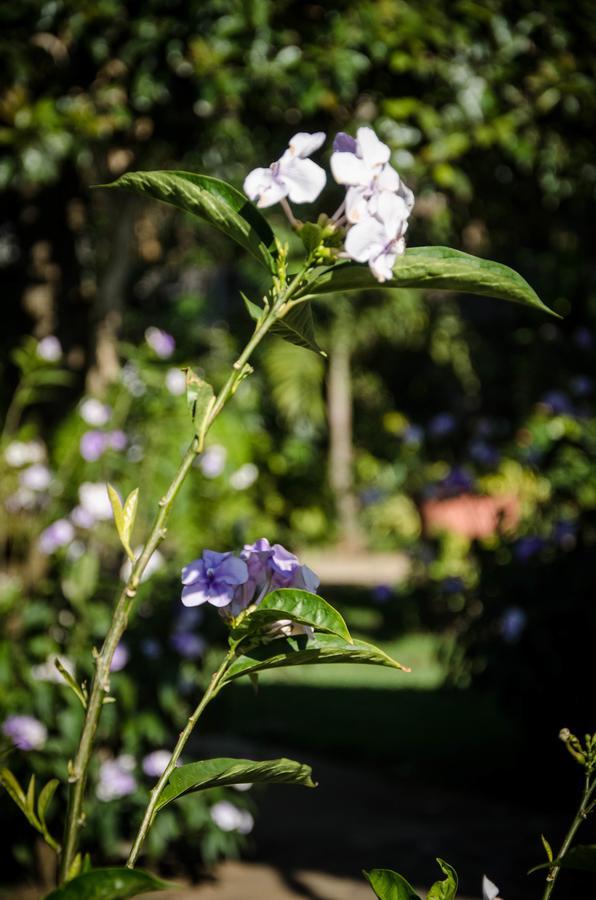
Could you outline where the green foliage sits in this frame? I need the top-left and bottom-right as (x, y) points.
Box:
(107, 486), (139, 562)
(0, 769), (60, 852)
(184, 368), (216, 450)
(43, 867), (174, 899)
(231, 589), (352, 644)
(428, 859), (459, 899)
(223, 632), (408, 684)
(363, 867), (422, 900)
(156, 756), (315, 811)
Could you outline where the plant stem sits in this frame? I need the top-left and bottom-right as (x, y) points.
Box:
(126, 649), (234, 867)
(542, 771), (596, 899)
(58, 293), (290, 882)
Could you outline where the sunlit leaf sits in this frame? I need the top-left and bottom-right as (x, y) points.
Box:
(104, 171), (275, 271)
(231, 589), (351, 644)
(0, 768), (27, 812)
(427, 859), (458, 899)
(43, 867), (175, 899)
(363, 868), (422, 900)
(184, 368), (215, 450)
(223, 632), (409, 683)
(156, 756), (315, 811)
(302, 246), (556, 316)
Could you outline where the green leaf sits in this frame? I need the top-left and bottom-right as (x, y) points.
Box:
(184, 367), (215, 450)
(0, 768), (27, 813)
(156, 756), (315, 812)
(25, 774), (39, 825)
(107, 485), (133, 560)
(302, 246), (556, 316)
(529, 844), (596, 874)
(241, 292), (265, 322)
(541, 834), (554, 863)
(271, 303), (326, 356)
(43, 867), (175, 899)
(232, 589), (352, 644)
(37, 779), (59, 831)
(55, 658), (87, 709)
(122, 489), (139, 557)
(223, 632), (409, 684)
(427, 859), (458, 899)
(363, 868), (422, 900)
(299, 222), (323, 255)
(104, 170), (275, 271)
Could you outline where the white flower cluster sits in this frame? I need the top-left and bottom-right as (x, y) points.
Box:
(243, 127), (414, 282)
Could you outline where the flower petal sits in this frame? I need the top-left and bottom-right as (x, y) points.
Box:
(181, 583), (208, 607)
(344, 218), (385, 262)
(281, 157), (326, 204)
(345, 186), (369, 224)
(243, 167), (287, 208)
(377, 163), (400, 192)
(330, 152), (371, 186)
(181, 558), (204, 585)
(207, 588), (235, 608)
(482, 876), (501, 900)
(369, 248), (397, 283)
(398, 179), (415, 211)
(333, 132), (358, 153)
(376, 192), (410, 237)
(288, 131), (326, 158)
(217, 555), (249, 585)
(356, 127), (391, 168)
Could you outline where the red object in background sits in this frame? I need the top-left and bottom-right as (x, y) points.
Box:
(421, 493), (520, 540)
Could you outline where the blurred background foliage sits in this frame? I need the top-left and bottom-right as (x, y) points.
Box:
(1, 0), (596, 893)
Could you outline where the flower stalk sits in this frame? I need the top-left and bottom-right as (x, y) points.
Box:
(59, 268), (307, 883)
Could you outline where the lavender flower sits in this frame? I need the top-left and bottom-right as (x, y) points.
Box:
(108, 430), (127, 451)
(2, 715), (47, 750)
(142, 750), (180, 778)
(80, 430), (108, 462)
(165, 367), (186, 396)
(110, 642), (129, 672)
(210, 800), (254, 834)
(19, 464), (52, 492)
(244, 132), (326, 208)
(181, 550), (248, 608)
(36, 335), (62, 362)
(500, 607), (527, 643)
(145, 327), (175, 359)
(199, 444), (227, 478)
(79, 398), (111, 426)
(96, 755), (137, 801)
(70, 505), (96, 529)
(39, 518), (75, 554)
(170, 632), (206, 659)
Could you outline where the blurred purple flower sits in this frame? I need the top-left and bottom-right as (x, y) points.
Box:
(570, 375), (593, 397)
(145, 327), (175, 358)
(36, 335), (62, 362)
(39, 519), (75, 554)
(333, 131), (358, 153)
(96, 755), (136, 801)
(79, 398), (111, 426)
(229, 463), (258, 490)
(428, 413), (456, 438)
(110, 642), (129, 672)
(441, 576), (465, 595)
(438, 467), (474, 497)
(372, 584), (393, 604)
(402, 425), (424, 445)
(2, 715), (47, 750)
(469, 441), (500, 468)
(574, 327), (593, 350)
(171, 632), (207, 659)
(541, 390), (574, 416)
(210, 800), (254, 834)
(501, 607), (527, 643)
(514, 536), (545, 562)
(552, 519), (577, 549)
(70, 505), (96, 529)
(198, 444), (227, 478)
(140, 639), (162, 659)
(80, 430), (108, 462)
(108, 430), (127, 451)
(181, 550), (248, 608)
(142, 749), (180, 778)
(20, 464), (52, 491)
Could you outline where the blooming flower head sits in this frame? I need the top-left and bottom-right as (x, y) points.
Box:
(79, 398), (111, 426)
(2, 715), (47, 750)
(80, 430), (108, 462)
(244, 132), (326, 208)
(344, 191), (409, 282)
(39, 518), (75, 554)
(36, 335), (62, 362)
(210, 800), (254, 834)
(181, 550), (248, 608)
(145, 327), (175, 359)
(96, 755), (137, 801)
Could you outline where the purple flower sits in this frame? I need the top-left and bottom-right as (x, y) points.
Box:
(110, 642), (129, 672)
(108, 430), (127, 451)
(402, 425), (424, 445)
(333, 131), (358, 154)
(96, 755), (136, 801)
(36, 335), (62, 362)
(428, 413), (456, 438)
(170, 632), (207, 659)
(210, 800), (254, 834)
(80, 430), (108, 462)
(39, 519), (75, 554)
(2, 715), (47, 750)
(469, 440), (500, 467)
(514, 536), (545, 562)
(181, 550), (248, 608)
(70, 505), (96, 529)
(20, 464), (52, 491)
(372, 584), (393, 603)
(541, 390), (574, 416)
(500, 607), (527, 643)
(142, 750), (179, 778)
(199, 444), (227, 478)
(145, 327), (175, 359)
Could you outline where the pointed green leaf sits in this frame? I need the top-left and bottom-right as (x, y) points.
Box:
(223, 632), (410, 684)
(156, 756), (315, 812)
(529, 844), (596, 874)
(363, 868), (422, 900)
(302, 246), (556, 316)
(184, 368), (215, 450)
(428, 859), (458, 900)
(241, 292), (265, 322)
(0, 768), (27, 812)
(232, 589), (351, 644)
(121, 489), (139, 556)
(272, 303), (326, 356)
(541, 834), (554, 863)
(37, 779), (59, 830)
(55, 658), (87, 709)
(43, 867), (176, 899)
(104, 170), (275, 271)
(25, 774), (39, 824)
